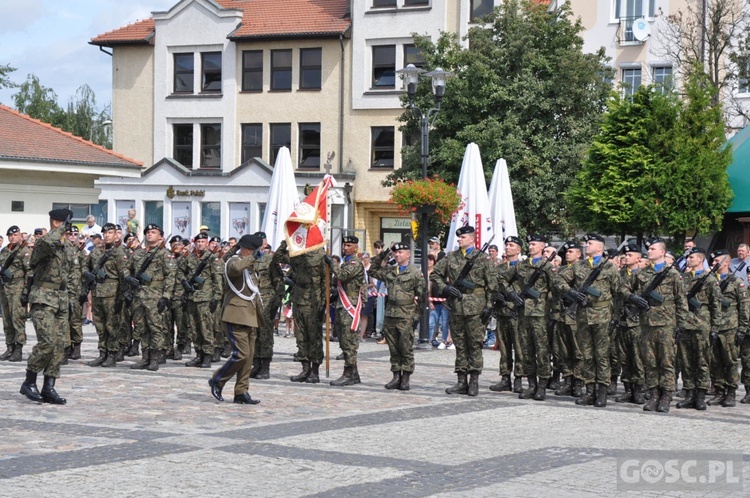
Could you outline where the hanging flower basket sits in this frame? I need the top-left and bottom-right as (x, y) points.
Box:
(389, 176), (462, 224)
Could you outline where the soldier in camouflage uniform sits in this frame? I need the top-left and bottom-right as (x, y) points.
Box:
(63, 225), (85, 361)
(543, 245), (563, 391)
(273, 239), (327, 383)
(20, 208), (74, 404)
(708, 250), (749, 407)
(552, 241), (584, 397)
(675, 247), (721, 410)
(167, 236), (189, 360)
(499, 233), (553, 401)
(370, 242), (424, 391)
(328, 235), (366, 386)
(613, 243), (645, 404)
(0, 225), (32, 362)
(488, 237), (524, 393)
(127, 224), (176, 372)
(209, 237), (226, 362)
(85, 223), (131, 368)
(623, 238), (689, 413)
(122, 233), (141, 358)
(432, 226), (496, 397)
(183, 232), (222, 368)
(555, 233), (620, 408)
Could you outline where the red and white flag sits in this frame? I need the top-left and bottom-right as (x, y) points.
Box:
(285, 174), (335, 257)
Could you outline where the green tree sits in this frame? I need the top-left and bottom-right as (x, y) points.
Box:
(63, 85), (112, 149)
(387, 0), (612, 234)
(0, 61), (16, 92)
(12, 74), (66, 128)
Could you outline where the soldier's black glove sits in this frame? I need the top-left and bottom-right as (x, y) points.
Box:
(480, 307), (492, 325)
(253, 247), (263, 260)
(566, 289), (587, 306)
(20, 292), (29, 307)
(83, 271), (96, 282)
(209, 299), (219, 313)
(442, 285), (462, 299)
(508, 292), (524, 308)
(412, 316), (419, 330)
(494, 292), (506, 308)
(673, 327), (684, 342)
(157, 297), (170, 314)
(736, 329), (746, 347)
(710, 329), (719, 346)
(69, 302), (75, 317)
(125, 276), (140, 288)
(181, 279), (194, 294)
(323, 255), (333, 268)
(628, 294), (649, 310)
(277, 240), (288, 254)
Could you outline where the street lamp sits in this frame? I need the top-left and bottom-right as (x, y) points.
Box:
(395, 64), (453, 349)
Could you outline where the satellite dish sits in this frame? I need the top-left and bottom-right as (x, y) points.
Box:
(632, 18), (651, 42)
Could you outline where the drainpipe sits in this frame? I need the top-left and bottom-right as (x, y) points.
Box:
(339, 32), (345, 175)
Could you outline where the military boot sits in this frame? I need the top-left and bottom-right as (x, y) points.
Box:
(489, 374), (512, 392)
(172, 346), (182, 361)
(130, 349), (149, 370)
(157, 350), (166, 364)
(632, 384), (646, 404)
(695, 388), (708, 410)
(199, 352), (212, 368)
(445, 373), (468, 395)
(657, 390), (673, 413)
(555, 376), (572, 396)
(399, 372), (411, 391)
(467, 372), (479, 397)
(101, 351), (117, 367)
(9, 344), (23, 362)
(722, 387), (737, 407)
(70, 342), (81, 360)
(249, 358), (261, 379)
(166, 345), (175, 359)
(519, 376), (537, 400)
(304, 362), (319, 384)
(616, 382), (633, 403)
(643, 388), (660, 411)
(185, 353), (203, 367)
(256, 359), (271, 380)
(385, 371), (402, 390)
(330, 365), (351, 386)
(594, 383), (608, 407)
(41, 376), (66, 405)
(221, 343), (230, 358)
(512, 376), (523, 393)
(290, 361), (311, 382)
(350, 364), (361, 384)
(211, 347), (221, 363)
(548, 371), (561, 391)
(88, 350), (107, 367)
(20, 369), (44, 402)
(676, 389), (695, 409)
(147, 349), (160, 372)
(607, 376), (617, 396)
(0, 343), (13, 361)
(534, 378), (547, 401)
(572, 378), (583, 398)
(61, 349), (69, 366)
(741, 386), (750, 404)
(126, 340), (140, 357)
(707, 387), (726, 406)
(115, 345), (126, 362)
(576, 383), (596, 405)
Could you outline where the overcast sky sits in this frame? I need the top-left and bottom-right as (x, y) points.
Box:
(0, 0), (175, 110)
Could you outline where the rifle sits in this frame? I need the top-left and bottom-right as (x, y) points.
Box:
(79, 243), (117, 304)
(686, 262), (721, 312)
(0, 240), (28, 288)
(564, 254), (611, 318)
(123, 236), (170, 302)
(513, 248), (557, 311)
(625, 249), (689, 321)
(448, 234), (495, 300)
(181, 244), (221, 295)
(719, 262), (746, 309)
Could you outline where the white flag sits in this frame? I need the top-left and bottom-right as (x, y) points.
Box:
(262, 146), (299, 249)
(488, 158), (518, 255)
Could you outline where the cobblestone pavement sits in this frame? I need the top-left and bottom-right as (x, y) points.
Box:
(1, 322), (749, 497)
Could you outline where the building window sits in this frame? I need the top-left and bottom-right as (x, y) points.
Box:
(242, 50), (263, 92)
(174, 124), (193, 167)
(614, 0), (656, 20)
(403, 44), (426, 69)
(653, 66), (672, 92)
(174, 53), (194, 93)
(144, 201), (164, 228)
(371, 127), (395, 168)
(404, 0), (429, 5)
(372, 45), (396, 88)
(372, 0), (396, 6)
(52, 203), (95, 224)
(270, 123), (291, 165)
(271, 49), (293, 91)
(299, 48), (322, 90)
(201, 52), (222, 92)
(241, 124), (263, 163)
(201, 124), (221, 168)
(299, 123), (321, 169)
(200, 202), (220, 239)
(471, 0), (494, 22)
(622, 67), (642, 96)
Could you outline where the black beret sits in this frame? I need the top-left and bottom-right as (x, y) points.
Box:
(710, 249), (729, 264)
(33, 228), (44, 235)
(66, 224), (79, 234)
(145, 223), (163, 234)
(558, 240), (580, 256)
(606, 248), (619, 259)
(123, 233), (137, 243)
(115, 224), (122, 231)
(665, 251), (675, 260)
(644, 237), (664, 249)
(583, 233), (605, 243)
(209, 236), (221, 244)
(169, 235), (184, 244)
(623, 243), (641, 254)
(526, 233), (547, 243)
(505, 236), (522, 247)
(49, 208), (73, 222)
(6, 225), (20, 236)
(194, 233), (209, 241)
(456, 226), (475, 237)
(102, 223), (117, 232)
(641, 251), (648, 259)
(253, 231), (267, 239)
(90, 233), (102, 239)
(239, 234), (263, 249)
(687, 247), (706, 256)
(343, 235), (359, 244)
(392, 242), (410, 251)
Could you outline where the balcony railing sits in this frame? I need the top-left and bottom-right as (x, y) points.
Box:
(617, 17), (644, 45)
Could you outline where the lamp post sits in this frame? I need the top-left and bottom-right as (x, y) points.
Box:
(396, 64), (453, 349)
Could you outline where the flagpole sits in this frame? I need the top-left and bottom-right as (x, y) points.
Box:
(325, 262), (331, 378)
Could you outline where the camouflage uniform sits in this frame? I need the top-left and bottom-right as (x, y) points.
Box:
(211, 256), (226, 358)
(121, 245), (142, 352)
(370, 251), (424, 376)
(184, 250), (222, 358)
(556, 264), (584, 385)
(713, 273), (749, 393)
(680, 270), (721, 391)
(168, 251), (189, 354)
(130, 245), (176, 355)
(26, 223), (74, 378)
(494, 261), (524, 379)
(331, 253), (366, 367)
(253, 251), (283, 364)
(615, 268), (645, 387)
(0, 241), (32, 352)
(87, 243), (130, 359)
(64, 244), (85, 352)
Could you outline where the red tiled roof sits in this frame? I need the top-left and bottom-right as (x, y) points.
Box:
(0, 105), (142, 168)
(91, 0), (350, 46)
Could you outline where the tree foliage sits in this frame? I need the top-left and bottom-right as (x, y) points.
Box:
(0, 61), (16, 91)
(385, 0), (613, 234)
(567, 69), (732, 243)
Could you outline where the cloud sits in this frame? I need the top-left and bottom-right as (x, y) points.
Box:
(0, 0), (47, 33)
